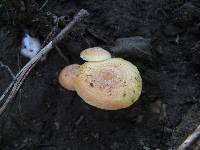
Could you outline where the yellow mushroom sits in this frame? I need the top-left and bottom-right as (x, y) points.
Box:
(74, 58), (142, 110)
(58, 47), (142, 110)
(58, 64), (80, 91)
(80, 47), (111, 62)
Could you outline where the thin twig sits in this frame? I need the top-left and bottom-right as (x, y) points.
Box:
(39, 0), (49, 10)
(178, 125), (200, 150)
(55, 46), (69, 63)
(0, 61), (15, 78)
(0, 9), (89, 115)
(17, 54), (22, 113)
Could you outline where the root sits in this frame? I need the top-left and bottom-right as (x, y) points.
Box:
(0, 61), (15, 79)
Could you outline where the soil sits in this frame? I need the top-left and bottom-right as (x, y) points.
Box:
(1, 0), (200, 150)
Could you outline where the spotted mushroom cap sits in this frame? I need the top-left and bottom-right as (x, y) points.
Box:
(80, 47), (111, 62)
(74, 58), (142, 110)
(58, 64), (80, 91)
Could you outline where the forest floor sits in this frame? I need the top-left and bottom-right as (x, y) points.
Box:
(1, 0), (200, 149)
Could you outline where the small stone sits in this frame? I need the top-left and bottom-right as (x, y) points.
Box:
(143, 146), (151, 150)
(111, 36), (152, 61)
(54, 121), (60, 130)
(21, 33), (41, 59)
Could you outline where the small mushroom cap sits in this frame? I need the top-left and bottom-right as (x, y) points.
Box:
(59, 64), (80, 91)
(80, 47), (111, 62)
(74, 58), (142, 110)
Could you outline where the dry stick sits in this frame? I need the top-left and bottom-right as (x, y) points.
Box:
(0, 9), (89, 115)
(0, 62), (35, 115)
(17, 54), (23, 112)
(178, 125), (200, 150)
(0, 9), (89, 113)
(0, 73), (20, 103)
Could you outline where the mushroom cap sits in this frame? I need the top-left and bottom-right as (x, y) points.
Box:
(80, 47), (111, 62)
(58, 64), (80, 91)
(74, 58), (142, 110)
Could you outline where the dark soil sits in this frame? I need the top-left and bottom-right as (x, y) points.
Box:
(1, 0), (200, 149)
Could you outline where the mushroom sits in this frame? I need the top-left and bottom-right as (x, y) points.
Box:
(80, 47), (111, 62)
(58, 47), (142, 110)
(74, 57), (142, 110)
(58, 64), (80, 91)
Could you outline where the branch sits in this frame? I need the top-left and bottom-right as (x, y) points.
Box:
(178, 125), (200, 150)
(0, 9), (89, 115)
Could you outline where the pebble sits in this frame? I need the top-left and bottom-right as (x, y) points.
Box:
(21, 33), (41, 59)
(54, 121), (60, 130)
(111, 36), (152, 61)
(143, 146), (151, 150)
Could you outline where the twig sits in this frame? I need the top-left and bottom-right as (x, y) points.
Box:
(0, 9), (89, 115)
(75, 115), (85, 125)
(178, 125), (200, 150)
(0, 61), (15, 78)
(55, 46), (69, 63)
(39, 0), (49, 10)
(17, 54), (22, 113)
